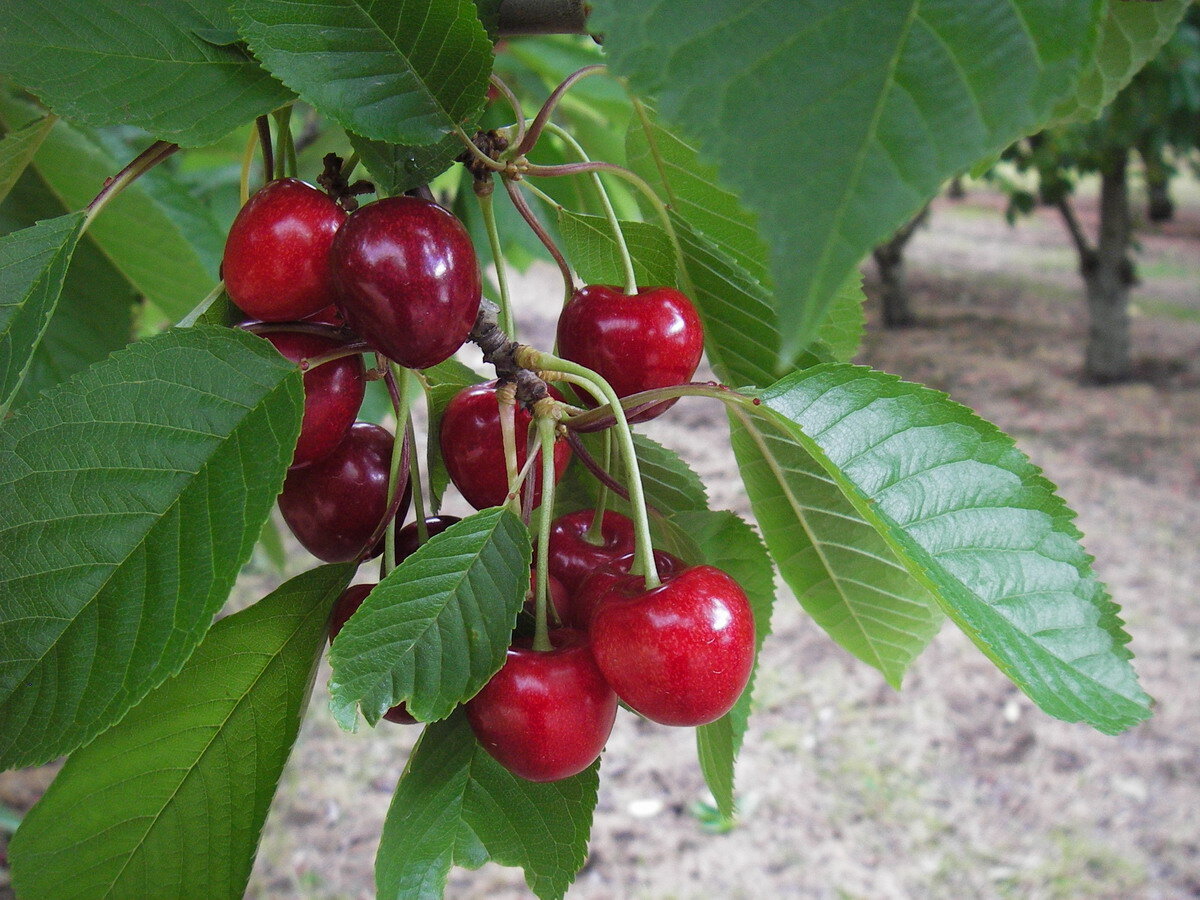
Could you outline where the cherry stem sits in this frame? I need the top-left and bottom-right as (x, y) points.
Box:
(490, 73), (527, 149)
(513, 64), (607, 158)
(299, 343), (370, 371)
(476, 183), (517, 337)
(517, 428), (540, 526)
(533, 415), (559, 652)
(504, 178), (575, 304)
(563, 381), (739, 431)
(84, 140), (178, 228)
(526, 351), (660, 589)
(256, 116), (274, 183)
(542, 121), (637, 296)
(178, 280), (226, 328)
(273, 106), (297, 179)
(240, 127), (258, 205)
(361, 425), (412, 563)
(564, 430), (668, 521)
(497, 381), (522, 516)
(381, 363), (414, 575)
(585, 429), (612, 545)
(341, 152), (360, 181)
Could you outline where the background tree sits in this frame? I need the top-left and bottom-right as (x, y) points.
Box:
(999, 8), (1200, 384)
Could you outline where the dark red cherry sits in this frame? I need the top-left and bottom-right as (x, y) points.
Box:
(556, 284), (704, 422)
(523, 571), (569, 621)
(568, 550), (685, 631)
(305, 304), (347, 328)
(547, 509), (637, 595)
(589, 564), (755, 726)
(222, 178), (345, 321)
(393, 515), (461, 560)
(262, 331), (365, 468)
(466, 628), (616, 782)
(330, 196), (481, 369)
(328, 582), (415, 724)
(439, 380), (572, 510)
(278, 422), (409, 562)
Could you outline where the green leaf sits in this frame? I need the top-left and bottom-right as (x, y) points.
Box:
(746, 364), (1153, 734)
(670, 511), (774, 822)
(0, 0), (293, 146)
(422, 358), (485, 515)
(633, 433), (708, 514)
(0, 213), (86, 415)
(595, 0), (1104, 358)
(1053, 0), (1192, 124)
(7, 564), (353, 900)
(557, 211), (678, 287)
(0, 115), (55, 206)
(0, 325), (303, 769)
(0, 93), (226, 319)
(728, 394), (943, 689)
(377, 712), (598, 900)
(232, 0), (492, 145)
(816, 276), (867, 363)
(329, 508), (532, 726)
(1, 172), (136, 409)
(350, 132), (463, 197)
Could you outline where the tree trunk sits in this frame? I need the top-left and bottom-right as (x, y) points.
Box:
(1137, 140), (1174, 223)
(872, 203), (930, 329)
(1083, 150), (1135, 384)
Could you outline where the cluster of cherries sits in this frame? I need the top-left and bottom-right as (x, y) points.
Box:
(221, 173), (755, 783)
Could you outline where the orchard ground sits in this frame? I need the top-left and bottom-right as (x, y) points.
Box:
(4, 176), (1199, 898)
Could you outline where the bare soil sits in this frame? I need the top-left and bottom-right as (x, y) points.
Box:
(3, 179), (1199, 899)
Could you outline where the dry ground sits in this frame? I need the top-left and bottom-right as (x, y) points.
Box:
(3, 178), (1199, 899)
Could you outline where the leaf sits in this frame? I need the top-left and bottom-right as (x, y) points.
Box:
(377, 712), (598, 900)
(0, 213), (86, 415)
(669, 511), (774, 822)
(0, 0), (293, 146)
(422, 358), (485, 514)
(595, 0), (1104, 358)
(232, 0), (492, 146)
(557, 211), (678, 287)
(2, 173), (137, 409)
(817, 276), (868, 363)
(1053, 0), (1192, 124)
(329, 508), (532, 727)
(632, 433), (708, 513)
(745, 364), (1153, 734)
(7, 564), (353, 900)
(0, 92), (226, 319)
(350, 132), (464, 197)
(728, 395), (943, 689)
(0, 115), (55, 206)
(0, 325), (303, 769)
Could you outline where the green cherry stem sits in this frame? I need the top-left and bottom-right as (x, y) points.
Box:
(585, 429), (613, 546)
(542, 121), (637, 296)
(239, 128), (258, 205)
(525, 351), (660, 589)
(84, 140), (179, 228)
(533, 414), (560, 652)
(490, 73), (527, 149)
(177, 280), (226, 328)
(476, 181), (517, 337)
(340, 152), (360, 181)
(497, 381), (522, 516)
(382, 362), (414, 575)
(273, 106), (297, 179)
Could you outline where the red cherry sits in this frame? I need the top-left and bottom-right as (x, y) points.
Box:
(556, 285), (704, 422)
(222, 178), (345, 321)
(547, 509), (637, 595)
(439, 380), (571, 510)
(304, 304), (348, 328)
(330, 196), (481, 369)
(569, 550), (685, 631)
(393, 515), (461, 560)
(466, 628), (616, 781)
(329, 583), (415, 725)
(589, 565), (755, 726)
(523, 571), (570, 621)
(278, 422), (410, 562)
(261, 331), (365, 468)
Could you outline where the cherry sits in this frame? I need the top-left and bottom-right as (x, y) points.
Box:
(466, 628), (616, 782)
(330, 196), (481, 369)
(589, 565), (755, 726)
(568, 550), (685, 631)
(555, 284), (704, 422)
(261, 331), (365, 468)
(393, 515), (460, 560)
(304, 304), (348, 328)
(222, 178), (345, 322)
(329, 583), (416, 724)
(523, 571), (569, 621)
(278, 422), (409, 562)
(547, 509), (637, 595)
(439, 381), (572, 510)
